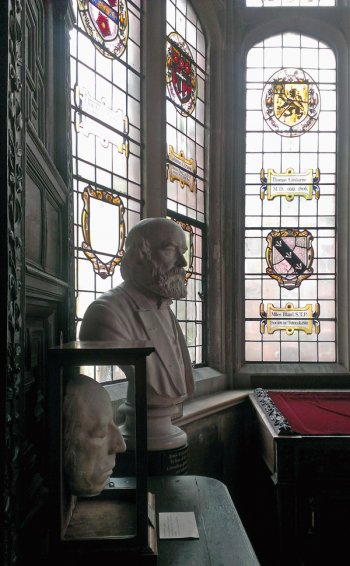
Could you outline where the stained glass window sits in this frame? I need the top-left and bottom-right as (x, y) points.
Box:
(70, 0), (142, 381)
(245, 33), (336, 363)
(246, 0), (335, 6)
(166, 0), (207, 366)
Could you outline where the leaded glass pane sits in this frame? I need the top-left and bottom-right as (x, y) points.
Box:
(246, 0), (335, 7)
(166, 0), (207, 367)
(71, 0), (142, 381)
(245, 33), (336, 363)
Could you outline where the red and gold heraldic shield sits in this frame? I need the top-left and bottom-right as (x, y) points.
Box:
(78, 0), (128, 59)
(166, 32), (197, 116)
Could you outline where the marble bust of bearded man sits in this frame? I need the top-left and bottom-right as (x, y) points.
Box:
(79, 217), (194, 450)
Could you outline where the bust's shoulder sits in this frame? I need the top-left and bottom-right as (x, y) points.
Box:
(89, 281), (154, 313)
(80, 283), (137, 340)
(93, 282), (133, 306)
(94, 281), (155, 311)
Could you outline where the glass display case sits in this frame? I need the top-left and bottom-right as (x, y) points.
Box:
(47, 340), (157, 564)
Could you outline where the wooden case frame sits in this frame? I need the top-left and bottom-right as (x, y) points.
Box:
(47, 340), (157, 564)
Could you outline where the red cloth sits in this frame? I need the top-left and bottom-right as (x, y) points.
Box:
(268, 391), (350, 435)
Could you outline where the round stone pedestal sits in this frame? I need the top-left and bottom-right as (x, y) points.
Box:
(118, 401), (187, 451)
(116, 387), (189, 476)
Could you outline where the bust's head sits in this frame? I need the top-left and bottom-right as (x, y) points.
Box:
(120, 218), (188, 299)
(63, 374), (126, 497)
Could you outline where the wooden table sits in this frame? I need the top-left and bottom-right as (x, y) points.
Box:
(248, 391), (350, 565)
(63, 475), (259, 565)
(149, 475), (260, 566)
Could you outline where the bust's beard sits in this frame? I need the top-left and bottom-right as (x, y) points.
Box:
(153, 266), (187, 299)
(126, 261), (187, 299)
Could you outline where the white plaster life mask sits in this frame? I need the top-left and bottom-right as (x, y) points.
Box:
(63, 374), (126, 497)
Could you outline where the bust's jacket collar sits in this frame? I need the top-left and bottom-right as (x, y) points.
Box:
(120, 280), (173, 310)
(119, 281), (194, 396)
